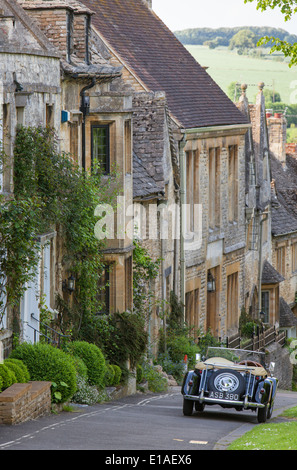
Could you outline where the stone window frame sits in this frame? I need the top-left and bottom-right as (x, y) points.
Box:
(208, 146), (220, 230)
(91, 123), (111, 174)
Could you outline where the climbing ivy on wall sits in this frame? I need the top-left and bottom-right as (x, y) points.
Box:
(0, 126), (119, 334)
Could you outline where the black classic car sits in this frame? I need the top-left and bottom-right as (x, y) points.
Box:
(181, 347), (278, 423)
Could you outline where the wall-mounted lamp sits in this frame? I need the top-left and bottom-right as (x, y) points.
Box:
(63, 274), (76, 294)
(207, 272), (216, 292)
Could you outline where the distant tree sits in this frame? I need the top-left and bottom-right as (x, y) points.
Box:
(227, 81), (242, 102)
(244, 0), (297, 66)
(204, 36), (223, 49)
(263, 88), (281, 103)
(229, 29), (257, 52)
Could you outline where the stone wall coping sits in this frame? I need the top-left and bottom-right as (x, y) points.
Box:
(29, 381), (52, 399)
(0, 381), (52, 403)
(0, 383), (32, 403)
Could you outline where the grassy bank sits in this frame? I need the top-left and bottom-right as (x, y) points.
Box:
(186, 45), (296, 105)
(228, 406), (297, 450)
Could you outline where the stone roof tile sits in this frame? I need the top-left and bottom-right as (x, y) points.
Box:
(80, 0), (248, 129)
(133, 153), (164, 199)
(261, 260), (284, 285)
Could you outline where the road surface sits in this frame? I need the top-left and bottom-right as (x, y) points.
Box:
(0, 386), (296, 452)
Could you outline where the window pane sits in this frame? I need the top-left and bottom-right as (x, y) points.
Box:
(92, 126), (109, 173)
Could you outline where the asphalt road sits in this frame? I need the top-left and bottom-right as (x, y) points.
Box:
(0, 387), (297, 453)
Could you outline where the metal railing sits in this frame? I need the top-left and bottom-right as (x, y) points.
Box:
(226, 325), (286, 351)
(28, 313), (70, 348)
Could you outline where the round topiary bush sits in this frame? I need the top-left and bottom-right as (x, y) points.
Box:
(10, 342), (77, 403)
(0, 364), (16, 391)
(66, 341), (106, 388)
(4, 358), (30, 382)
(104, 364), (115, 387)
(4, 360), (27, 383)
(112, 364), (122, 386)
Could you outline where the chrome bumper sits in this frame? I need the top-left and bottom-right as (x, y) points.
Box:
(184, 394), (265, 409)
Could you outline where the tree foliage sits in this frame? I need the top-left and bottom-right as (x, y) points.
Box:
(229, 29), (257, 51)
(244, 0), (297, 66)
(174, 25), (297, 48)
(0, 126), (119, 332)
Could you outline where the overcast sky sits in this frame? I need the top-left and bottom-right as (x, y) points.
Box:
(152, 0), (297, 34)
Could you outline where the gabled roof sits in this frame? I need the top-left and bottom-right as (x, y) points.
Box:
(280, 297), (297, 328)
(80, 0), (248, 129)
(261, 260), (284, 285)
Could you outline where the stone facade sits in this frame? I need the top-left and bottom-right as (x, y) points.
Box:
(0, 0), (61, 349)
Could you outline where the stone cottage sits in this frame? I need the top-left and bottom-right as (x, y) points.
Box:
(0, 0), (62, 355)
(75, 0), (251, 344)
(237, 82), (297, 337)
(17, 0), (136, 318)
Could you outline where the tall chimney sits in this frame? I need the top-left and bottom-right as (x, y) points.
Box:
(267, 113), (287, 165)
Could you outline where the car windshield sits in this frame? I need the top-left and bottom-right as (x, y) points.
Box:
(206, 347), (265, 366)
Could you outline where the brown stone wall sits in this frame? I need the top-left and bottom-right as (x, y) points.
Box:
(0, 381), (51, 425)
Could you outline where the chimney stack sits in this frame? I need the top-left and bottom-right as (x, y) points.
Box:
(267, 113), (287, 165)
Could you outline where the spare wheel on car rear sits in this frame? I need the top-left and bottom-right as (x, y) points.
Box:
(208, 369), (245, 397)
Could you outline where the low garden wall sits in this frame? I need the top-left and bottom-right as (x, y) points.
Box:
(0, 381), (51, 425)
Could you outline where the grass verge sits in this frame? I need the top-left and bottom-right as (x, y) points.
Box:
(228, 407), (297, 450)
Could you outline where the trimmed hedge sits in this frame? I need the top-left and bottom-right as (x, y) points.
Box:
(0, 364), (16, 391)
(4, 360), (27, 383)
(4, 358), (30, 382)
(112, 364), (122, 386)
(10, 342), (77, 403)
(66, 341), (106, 388)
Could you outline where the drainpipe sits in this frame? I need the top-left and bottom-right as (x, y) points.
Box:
(179, 134), (186, 321)
(258, 209), (269, 319)
(80, 77), (96, 170)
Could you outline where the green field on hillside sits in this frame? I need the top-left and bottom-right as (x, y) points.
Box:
(186, 45), (297, 105)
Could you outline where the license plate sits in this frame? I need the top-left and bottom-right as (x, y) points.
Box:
(209, 391), (239, 401)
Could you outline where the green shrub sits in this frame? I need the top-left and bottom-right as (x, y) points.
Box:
(10, 342), (77, 403)
(66, 341), (106, 388)
(4, 360), (27, 383)
(0, 364), (16, 390)
(0, 374), (3, 392)
(111, 365), (122, 386)
(70, 356), (88, 380)
(104, 364), (115, 387)
(166, 334), (200, 369)
(143, 364), (168, 393)
(71, 375), (101, 405)
(241, 321), (258, 338)
(136, 364), (144, 383)
(157, 353), (185, 383)
(4, 358), (30, 382)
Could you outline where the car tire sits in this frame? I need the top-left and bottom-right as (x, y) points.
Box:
(257, 405), (268, 423)
(208, 369), (246, 397)
(183, 398), (193, 416)
(267, 403), (274, 420)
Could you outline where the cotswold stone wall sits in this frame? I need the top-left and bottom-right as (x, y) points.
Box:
(0, 381), (51, 425)
(266, 342), (293, 390)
